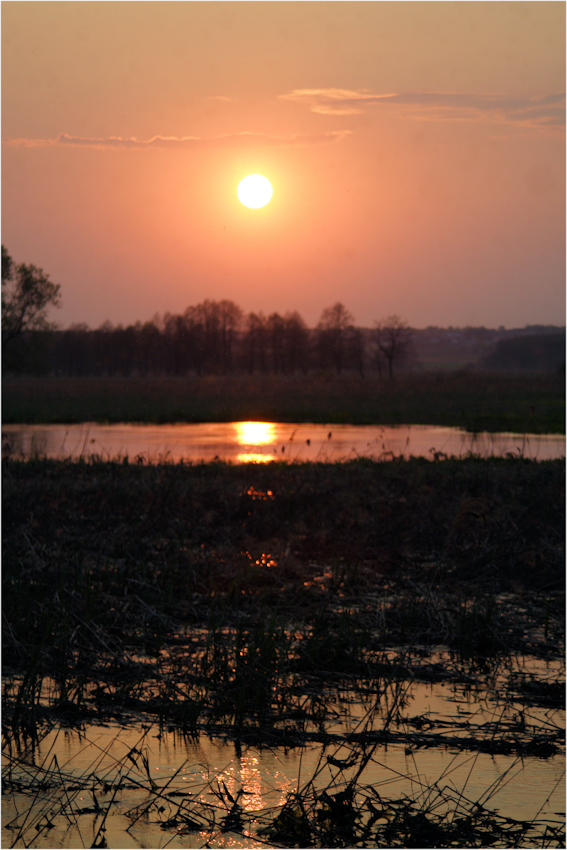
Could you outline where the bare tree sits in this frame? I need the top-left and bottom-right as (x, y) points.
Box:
(164, 312), (192, 375)
(317, 302), (354, 373)
(268, 312), (285, 373)
(347, 325), (366, 377)
(282, 311), (310, 374)
(218, 299), (243, 373)
(2, 246), (61, 348)
(374, 315), (413, 379)
(242, 312), (268, 374)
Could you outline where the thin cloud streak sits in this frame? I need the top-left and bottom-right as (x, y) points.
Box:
(281, 89), (565, 130)
(3, 130), (351, 150)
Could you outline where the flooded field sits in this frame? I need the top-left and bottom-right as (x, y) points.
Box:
(3, 653), (565, 849)
(2, 421), (565, 463)
(3, 455), (564, 846)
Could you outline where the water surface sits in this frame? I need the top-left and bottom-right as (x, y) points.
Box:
(3, 667), (564, 849)
(2, 421), (565, 463)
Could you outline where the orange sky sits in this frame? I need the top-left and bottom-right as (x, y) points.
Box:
(2, 2), (565, 329)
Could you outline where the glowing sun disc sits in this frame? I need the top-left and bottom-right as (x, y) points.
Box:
(237, 174), (273, 208)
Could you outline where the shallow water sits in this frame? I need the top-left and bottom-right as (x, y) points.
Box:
(2, 421), (565, 463)
(3, 663), (564, 849)
(2, 723), (564, 849)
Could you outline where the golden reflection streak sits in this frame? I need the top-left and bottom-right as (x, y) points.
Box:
(240, 755), (263, 812)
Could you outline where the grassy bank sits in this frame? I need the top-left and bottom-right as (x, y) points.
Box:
(2, 370), (565, 432)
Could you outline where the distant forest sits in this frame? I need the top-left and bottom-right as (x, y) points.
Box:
(2, 297), (565, 377)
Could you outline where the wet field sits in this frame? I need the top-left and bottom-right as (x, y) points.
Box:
(2, 455), (565, 847)
(3, 657), (564, 848)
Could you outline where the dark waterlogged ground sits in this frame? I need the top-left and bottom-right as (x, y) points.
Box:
(2, 372), (565, 847)
(2, 452), (565, 847)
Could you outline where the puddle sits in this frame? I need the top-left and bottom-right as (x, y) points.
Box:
(2, 421), (565, 463)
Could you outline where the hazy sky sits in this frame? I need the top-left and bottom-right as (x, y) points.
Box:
(2, 1), (565, 330)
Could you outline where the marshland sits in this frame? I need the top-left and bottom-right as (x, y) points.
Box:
(2, 371), (565, 848)
(4, 0), (566, 844)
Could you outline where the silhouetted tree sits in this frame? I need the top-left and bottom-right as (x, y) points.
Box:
(283, 311), (310, 374)
(2, 246), (61, 348)
(243, 312), (268, 374)
(182, 306), (206, 374)
(268, 312), (285, 373)
(93, 321), (117, 375)
(2, 246), (14, 284)
(138, 320), (163, 375)
(114, 324), (138, 375)
(347, 325), (366, 377)
(60, 323), (90, 376)
(316, 302), (353, 373)
(374, 315), (413, 379)
(218, 299), (243, 373)
(164, 313), (193, 375)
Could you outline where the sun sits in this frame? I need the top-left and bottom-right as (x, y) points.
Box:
(237, 174), (273, 209)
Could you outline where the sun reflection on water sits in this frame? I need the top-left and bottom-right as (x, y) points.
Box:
(236, 452), (274, 463)
(235, 421), (277, 446)
(235, 422), (278, 463)
(240, 754), (264, 812)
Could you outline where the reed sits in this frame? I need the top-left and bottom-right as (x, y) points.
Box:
(3, 701), (564, 847)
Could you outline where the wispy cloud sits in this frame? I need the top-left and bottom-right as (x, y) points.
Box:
(281, 88), (565, 131)
(3, 130), (351, 150)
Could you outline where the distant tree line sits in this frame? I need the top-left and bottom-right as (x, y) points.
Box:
(2, 245), (417, 378)
(7, 300), (413, 378)
(482, 332), (566, 372)
(6, 246), (562, 377)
